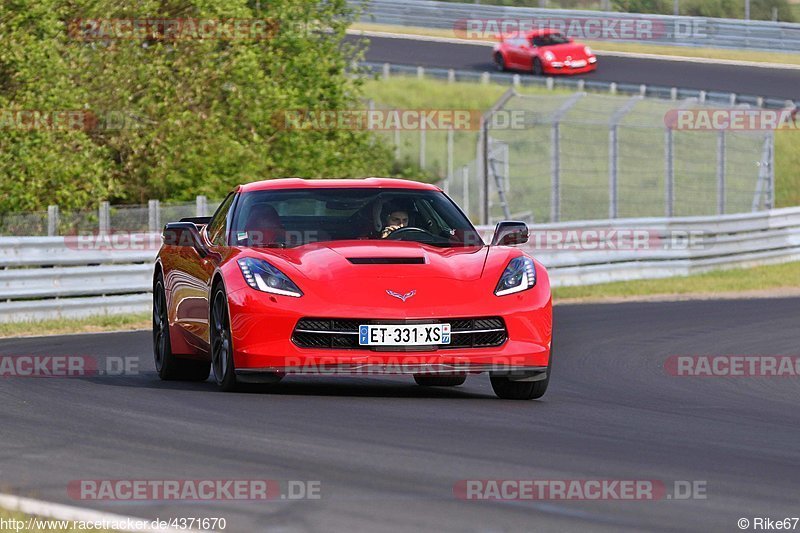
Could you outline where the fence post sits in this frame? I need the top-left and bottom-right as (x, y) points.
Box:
(446, 129), (454, 193)
(665, 128), (674, 217)
(47, 205), (59, 237)
(148, 200), (161, 232)
(609, 96), (641, 219)
(550, 120), (560, 222)
(99, 201), (110, 234)
(196, 195), (208, 217)
(717, 130), (726, 215)
(462, 166), (470, 219)
(419, 128), (426, 170)
(768, 132), (775, 209)
(549, 92), (584, 222)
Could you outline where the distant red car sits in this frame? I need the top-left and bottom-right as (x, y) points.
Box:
(493, 29), (597, 75)
(153, 178), (553, 400)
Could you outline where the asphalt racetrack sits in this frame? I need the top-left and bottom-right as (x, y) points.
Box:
(352, 34), (800, 101)
(1, 297), (799, 532)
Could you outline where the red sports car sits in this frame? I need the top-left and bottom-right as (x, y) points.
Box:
(153, 178), (552, 400)
(493, 29), (597, 75)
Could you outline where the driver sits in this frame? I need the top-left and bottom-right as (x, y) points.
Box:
(380, 202), (411, 238)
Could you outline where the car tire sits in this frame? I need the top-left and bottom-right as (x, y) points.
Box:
(490, 342), (552, 400)
(153, 275), (210, 382)
(210, 283), (238, 392)
(532, 57), (544, 76)
(494, 53), (505, 72)
(413, 375), (467, 387)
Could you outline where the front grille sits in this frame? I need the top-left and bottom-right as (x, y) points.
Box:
(292, 317), (507, 350)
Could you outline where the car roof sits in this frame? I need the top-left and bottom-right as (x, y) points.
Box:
(238, 177), (441, 193)
(505, 29), (564, 39)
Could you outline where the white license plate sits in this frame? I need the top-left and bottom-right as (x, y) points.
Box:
(571, 60), (587, 68)
(359, 324), (451, 346)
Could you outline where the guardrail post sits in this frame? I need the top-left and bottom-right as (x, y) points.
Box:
(47, 205), (59, 236)
(196, 195), (208, 217)
(639, 84), (647, 96)
(99, 201), (110, 234)
(670, 87), (678, 101)
(148, 200), (160, 232)
(609, 82), (617, 95)
(512, 74), (520, 87)
(716, 130), (726, 215)
(665, 128), (674, 217)
(546, 77), (554, 90)
(729, 93), (737, 105)
(480, 72), (490, 84)
(699, 91), (706, 103)
(416, 66), (424, 80)
(577, 80), (585, 91)
(756, 97), (764, 107)
(447, 69), (455, 83)
(382, 63), (390, 80)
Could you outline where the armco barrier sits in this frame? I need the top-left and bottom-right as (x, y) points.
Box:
(0, 206), (799, 322)
(350, 0), (800, 53)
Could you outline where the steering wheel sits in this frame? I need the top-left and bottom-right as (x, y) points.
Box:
(385, 226), (438, 241)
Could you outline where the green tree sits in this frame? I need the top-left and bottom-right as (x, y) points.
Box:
(0, 0), (394, 212)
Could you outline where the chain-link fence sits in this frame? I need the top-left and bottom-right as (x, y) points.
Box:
(0, 197), (222, 236)
(370, 87), (774, 224)
(476, 91), (773, 223)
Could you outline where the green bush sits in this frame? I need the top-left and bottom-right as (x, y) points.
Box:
(0, 0), (395, 212)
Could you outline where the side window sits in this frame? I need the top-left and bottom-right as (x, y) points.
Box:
(207, 193), (236, 246)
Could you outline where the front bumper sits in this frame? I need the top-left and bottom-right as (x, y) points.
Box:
(543, 58), (597, 75)
(226, 287), (552, 374)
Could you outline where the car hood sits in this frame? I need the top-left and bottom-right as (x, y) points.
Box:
(542, 42), (590, 60)
(257, 241), (490, 282)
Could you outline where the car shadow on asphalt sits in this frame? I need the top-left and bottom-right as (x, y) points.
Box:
(87, 372), (500, 399)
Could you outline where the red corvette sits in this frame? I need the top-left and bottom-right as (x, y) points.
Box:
(153, 178), (552, 400)
(493, 29), (597, 75)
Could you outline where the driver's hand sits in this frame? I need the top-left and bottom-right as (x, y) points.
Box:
(380, 225), (403, 238)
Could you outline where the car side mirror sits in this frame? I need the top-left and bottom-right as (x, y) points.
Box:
(491, 221), (529, 246)
(163, 222), (209, 258)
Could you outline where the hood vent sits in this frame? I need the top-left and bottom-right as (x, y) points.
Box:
(347, 257), (425, 265)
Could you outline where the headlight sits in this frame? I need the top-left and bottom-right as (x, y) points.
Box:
(584, 46), (593, 56)
(495, 257), (536, 296)
(237, 257), (303, 298)
(543, 51), (555, 62)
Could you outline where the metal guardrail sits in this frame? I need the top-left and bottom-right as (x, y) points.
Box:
(351, 0), (800, 53)
(362, 62), (798, 109)
(1, 206), (799, 322)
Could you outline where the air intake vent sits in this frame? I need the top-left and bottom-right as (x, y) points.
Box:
(347, 257), (425, 265)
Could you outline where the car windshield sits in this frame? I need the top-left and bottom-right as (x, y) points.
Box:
(532, 33), (570, 46)
(229, 188), (484, 248)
